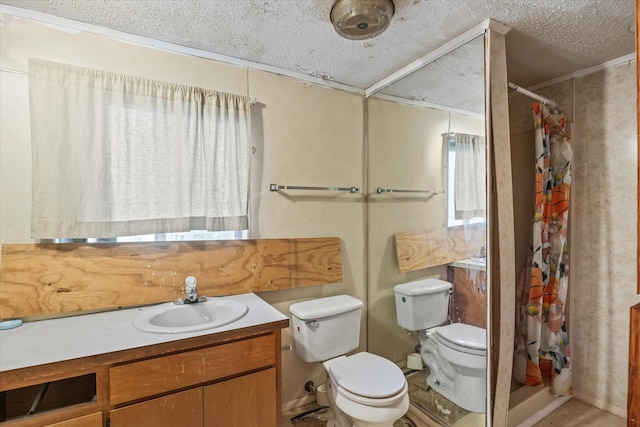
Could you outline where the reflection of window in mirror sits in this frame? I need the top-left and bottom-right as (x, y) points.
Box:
(445, 133), (487, 228)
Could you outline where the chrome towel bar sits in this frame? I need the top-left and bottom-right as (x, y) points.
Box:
(375, 187), (444, 194)
(270, 184), (360, 193)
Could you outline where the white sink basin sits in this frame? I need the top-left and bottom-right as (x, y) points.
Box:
(133, 298), (249, 334)
(469, 256), (487, 264)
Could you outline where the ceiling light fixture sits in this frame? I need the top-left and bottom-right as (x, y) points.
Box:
(330, 0), (395, 40)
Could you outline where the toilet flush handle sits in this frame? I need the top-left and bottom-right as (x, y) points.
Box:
(305, 320), (319, 328)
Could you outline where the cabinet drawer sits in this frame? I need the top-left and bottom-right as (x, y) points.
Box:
(48, 412), (103, 427)
(110, 334), (275, 405)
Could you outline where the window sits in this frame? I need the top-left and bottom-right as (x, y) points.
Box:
(445, 133), (486, 227)
(28, 58), (251, 240)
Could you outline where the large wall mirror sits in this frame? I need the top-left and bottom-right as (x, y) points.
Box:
(366, 33), (488, 425)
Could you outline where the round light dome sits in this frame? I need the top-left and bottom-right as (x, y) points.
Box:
(330, 0), (395, 40)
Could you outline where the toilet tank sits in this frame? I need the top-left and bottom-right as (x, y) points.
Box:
(289, 295), (363, 363)
(394, 278), (452, 331)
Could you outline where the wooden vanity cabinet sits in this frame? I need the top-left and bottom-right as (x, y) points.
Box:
(109, 333), (278, 427)
(110, 369), (277, 427)
(447, 266), (487, 328)
(0, 322), (287, 427)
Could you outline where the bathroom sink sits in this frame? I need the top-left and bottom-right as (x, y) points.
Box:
(133, 298), (249, 334)
(469, 256), (486, 264)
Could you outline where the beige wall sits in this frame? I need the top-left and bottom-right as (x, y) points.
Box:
(367, 98), (485, 362)
(247, 69), (367, 409)
(0, 16), (365, 411)
(509, 63), (639, 416)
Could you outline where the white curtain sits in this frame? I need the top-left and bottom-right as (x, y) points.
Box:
(28, 58), (251, 239)
(454, 133), (486, 220)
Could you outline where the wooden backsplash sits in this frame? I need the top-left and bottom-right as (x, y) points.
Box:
(0, 237), (342, 319)
(394, 225), (485, 273)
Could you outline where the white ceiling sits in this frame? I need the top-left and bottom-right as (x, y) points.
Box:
(0, 0), (636, 95)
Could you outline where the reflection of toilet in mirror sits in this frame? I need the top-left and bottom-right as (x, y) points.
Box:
(290, 295), (409, 427)
(394, 278), (486, 413)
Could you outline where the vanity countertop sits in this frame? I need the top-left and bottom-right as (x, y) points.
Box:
(0, 292), (288, 373)
(448, 258), (487, 271)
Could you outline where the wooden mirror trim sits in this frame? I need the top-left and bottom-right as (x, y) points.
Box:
(486, 27), (516, 426)
(631, 1), (639, 423)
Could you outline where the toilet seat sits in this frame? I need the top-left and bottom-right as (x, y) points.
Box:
(434, 323), (486, 356)
(328, 352), (407, 407)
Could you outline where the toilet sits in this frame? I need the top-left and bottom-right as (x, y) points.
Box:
(290, 295), (409, 427)
(394, 278), (487, 413)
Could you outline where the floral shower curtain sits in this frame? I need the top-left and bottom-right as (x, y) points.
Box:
(514, 102), (572, 395)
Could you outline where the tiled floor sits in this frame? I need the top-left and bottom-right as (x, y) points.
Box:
(532, 398), (626, 427)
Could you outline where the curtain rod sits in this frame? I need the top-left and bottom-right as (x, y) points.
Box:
(0, 67), (257, 105)
(0, 67), (27, 75)
(508, 82), (558, 109)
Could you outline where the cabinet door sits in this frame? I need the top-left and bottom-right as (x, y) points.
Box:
(203, 368), (276, 427)
(110, 388), (202, 427)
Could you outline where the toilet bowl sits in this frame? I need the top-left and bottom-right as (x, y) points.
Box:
(324, 353), (409, 427)
(419, 323), (486, 413)
(290, 295), (409, 427)
(394, 278), (487, 413)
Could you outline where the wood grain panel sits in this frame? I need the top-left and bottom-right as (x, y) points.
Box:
(448, 267), (487, 328)
(109, 334), (275, 405)
(0, 237), (341, 318)
(110, 388), (202, 427)
(395, 224), (485, 273)
(204, 368), (276, 427)
(629, 303), (640, 426)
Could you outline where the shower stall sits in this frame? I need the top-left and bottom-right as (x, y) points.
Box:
(506, 84), (573, 426)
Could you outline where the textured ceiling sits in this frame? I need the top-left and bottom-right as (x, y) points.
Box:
(0, 0), (636, 94)
(378, 35), (485, 114)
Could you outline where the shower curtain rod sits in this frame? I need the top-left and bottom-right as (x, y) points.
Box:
(508, 82), (558, 109)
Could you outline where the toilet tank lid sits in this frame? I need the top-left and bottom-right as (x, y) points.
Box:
(393, 278), (452, 296)
(289, 295), (363, 320)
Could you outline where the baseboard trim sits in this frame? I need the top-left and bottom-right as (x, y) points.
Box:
(515, 395), (572, 427)
(281, 394), (316, 414)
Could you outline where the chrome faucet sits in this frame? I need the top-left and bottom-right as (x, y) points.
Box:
(175, 275), (207, 304)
